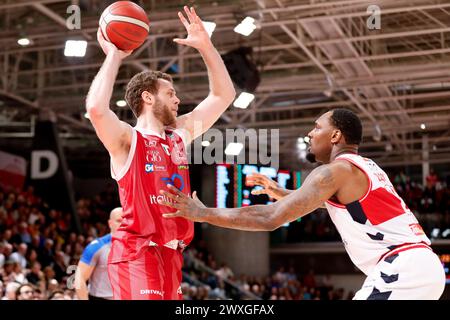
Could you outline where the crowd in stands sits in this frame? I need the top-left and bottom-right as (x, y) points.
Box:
(1, 168), (449, 300)
(0, 183), (119, 300)
(181, 240), (353, 300)
(0, 182), (353, 300)
(394, 170), (450, 238)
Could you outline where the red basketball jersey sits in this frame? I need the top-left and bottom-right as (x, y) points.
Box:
(109, 127), (194, 263)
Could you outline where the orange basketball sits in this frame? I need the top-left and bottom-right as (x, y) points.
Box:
(99, 1), (150, 51)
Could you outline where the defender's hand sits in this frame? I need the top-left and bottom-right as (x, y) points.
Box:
(159, 185), (207, 222)
(246, 173), (281, 199)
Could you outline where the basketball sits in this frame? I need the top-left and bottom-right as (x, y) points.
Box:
(99, 1), (150, 51)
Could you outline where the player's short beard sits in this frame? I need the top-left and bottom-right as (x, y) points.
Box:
(153, 97), (175, 126)
(306, 152), (317, 163)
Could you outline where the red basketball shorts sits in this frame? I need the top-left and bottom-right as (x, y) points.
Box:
(108, 245), (184, 300)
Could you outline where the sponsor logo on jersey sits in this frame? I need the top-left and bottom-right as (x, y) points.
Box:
(150, 192), (190, 205)
(161, 144), (170, 156)
(161, 173), (185, 191)
(145, 163), (166, 173)
(146, 150), (162, 163)
(139, 289), (164, 297)
(178, 165), (189, 170)
(144, 140), (158, 148)
(150, 194), (169, 204)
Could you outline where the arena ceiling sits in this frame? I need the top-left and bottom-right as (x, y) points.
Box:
(1, 0), (450, 175)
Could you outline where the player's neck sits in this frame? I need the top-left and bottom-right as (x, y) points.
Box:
(330, 145), (358, 162)
(136, 114), (165, 136)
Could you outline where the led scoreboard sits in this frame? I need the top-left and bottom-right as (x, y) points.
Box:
(215, 164), (301, 208)
(439, 254), (450, 284)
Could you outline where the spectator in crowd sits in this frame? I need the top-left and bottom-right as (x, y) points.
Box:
(2, 243), (13, 263)
(0, 243), (5, 268)
(48, 290), (65, 300)
(52, 251), (68, 282)
(394, 170), (408, 190)
(16, 222), (32, 245)
(26, 261), (44, 286)
(1, 281), (20, 300)
(10, 243), (27, 269)
(426, 169), (439, 189)
(16, 284), (35, 300)
(216, 263), (234, 280)
(39, 239), (54, 268)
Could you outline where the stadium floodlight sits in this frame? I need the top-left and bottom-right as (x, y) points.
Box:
(431, 228), (440, 238)
(116, 100), (127, 107)
(233, 92), (255, 109)
(297, 142), (307, 151)
(17, 38), (31, 46)
(442, 229), (450, 238)
(64, 40), (87, 57)
(420, 123), (426, 130)
(297, 137), (309, 151)
(234, 17), (257, 36)
(225, 142), (244, 156)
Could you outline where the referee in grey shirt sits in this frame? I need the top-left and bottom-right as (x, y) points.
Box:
(75, 207), (123, 300)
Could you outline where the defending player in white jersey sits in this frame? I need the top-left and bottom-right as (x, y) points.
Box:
(159, 108), (446, 300)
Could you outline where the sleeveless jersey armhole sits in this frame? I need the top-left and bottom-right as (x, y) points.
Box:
(110, 128), (137, 181)
(325, 157), (372, 208)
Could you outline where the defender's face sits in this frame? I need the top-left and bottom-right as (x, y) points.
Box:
(307, 112), (335, 163)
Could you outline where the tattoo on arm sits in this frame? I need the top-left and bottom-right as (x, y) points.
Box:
(269, 165), (337, 229)
(204, 205), (276, 231)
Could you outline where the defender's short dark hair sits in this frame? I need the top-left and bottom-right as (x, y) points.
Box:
(329, 108), (363, 145)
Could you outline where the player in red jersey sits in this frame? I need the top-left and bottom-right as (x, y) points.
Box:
(85, 6), (235, 300)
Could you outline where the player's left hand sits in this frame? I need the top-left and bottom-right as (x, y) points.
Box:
(158, 184), (207, 222)
(173, 6), (212, 50)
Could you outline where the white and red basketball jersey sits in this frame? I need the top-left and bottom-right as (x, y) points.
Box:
(324, 153), (430, 275)
(109, 127), (194, 263)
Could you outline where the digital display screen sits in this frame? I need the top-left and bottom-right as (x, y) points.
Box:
(439, 254), (450, 284)
(215, 164), (301, 210)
